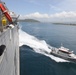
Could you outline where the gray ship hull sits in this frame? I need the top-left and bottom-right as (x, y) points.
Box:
(0, 25), (19, 75)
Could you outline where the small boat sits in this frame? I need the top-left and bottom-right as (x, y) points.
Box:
(50, 44), (76, 63)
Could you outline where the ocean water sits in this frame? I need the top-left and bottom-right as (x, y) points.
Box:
(19, 22), (76, 75)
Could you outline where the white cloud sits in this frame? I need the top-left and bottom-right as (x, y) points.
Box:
(49, 4), (62, 11)
(19, 11), (76, 22)
(50, 11), (76, 18)
(24, 11), (76, 18)
(24, 12), (49, 18)
(50, 11), (76, 22)
(57, 0), (76, 11)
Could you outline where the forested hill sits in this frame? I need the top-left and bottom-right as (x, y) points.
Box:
(19, 19), (40, 22)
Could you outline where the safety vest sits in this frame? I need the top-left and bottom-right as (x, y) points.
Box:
(2, 16), (7, 26)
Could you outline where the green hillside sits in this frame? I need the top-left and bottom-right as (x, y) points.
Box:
(19, 19), (40, 22)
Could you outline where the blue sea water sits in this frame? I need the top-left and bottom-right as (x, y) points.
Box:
(19, 22), (76, 75)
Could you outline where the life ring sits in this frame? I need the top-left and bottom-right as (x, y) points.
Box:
(0, 3), (12, 23)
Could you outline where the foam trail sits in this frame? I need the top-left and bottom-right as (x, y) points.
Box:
(19, 29), (69, 62)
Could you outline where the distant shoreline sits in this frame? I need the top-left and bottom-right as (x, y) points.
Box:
(18, 19), (76, 26)
(52, 23), (76, 26)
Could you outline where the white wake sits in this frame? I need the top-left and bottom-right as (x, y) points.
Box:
(19, 29), (69, 62)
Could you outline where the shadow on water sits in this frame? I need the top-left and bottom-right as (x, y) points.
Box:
(20, 45), (76, 75)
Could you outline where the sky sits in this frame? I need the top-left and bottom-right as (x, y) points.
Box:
(2, 0), (76, 22)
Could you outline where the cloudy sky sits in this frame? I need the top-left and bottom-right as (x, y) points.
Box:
(2, 0), (76, 22)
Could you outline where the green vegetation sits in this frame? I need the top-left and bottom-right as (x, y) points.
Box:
(19, 19), (40, 22)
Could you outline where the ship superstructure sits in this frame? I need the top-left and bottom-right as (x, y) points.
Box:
(0, 1), (19, 75)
